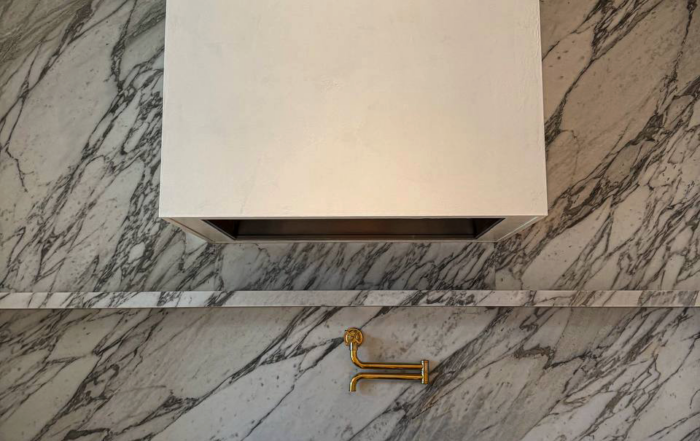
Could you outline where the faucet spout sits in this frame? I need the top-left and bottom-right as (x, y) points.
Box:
(349, 372), (424, 392)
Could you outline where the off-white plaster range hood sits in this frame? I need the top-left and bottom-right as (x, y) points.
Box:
(159, 0), (547, 242)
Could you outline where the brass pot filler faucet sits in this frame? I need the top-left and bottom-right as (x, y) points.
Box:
(343, 328), (430, 392)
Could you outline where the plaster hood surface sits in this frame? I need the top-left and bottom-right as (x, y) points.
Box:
(159, 0), (547, 242)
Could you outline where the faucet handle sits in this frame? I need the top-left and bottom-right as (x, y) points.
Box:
(344, 327), (364, 346)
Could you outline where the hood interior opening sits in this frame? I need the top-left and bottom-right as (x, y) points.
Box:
(203, 218), (503, 241)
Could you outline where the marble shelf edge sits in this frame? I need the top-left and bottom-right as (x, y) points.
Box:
(0, 290), (698, 309)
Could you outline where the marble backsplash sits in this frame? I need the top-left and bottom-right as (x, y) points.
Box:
(1, 0), (698, 294)
(1, 306), (699, 440)
(1, 2), (699, 440)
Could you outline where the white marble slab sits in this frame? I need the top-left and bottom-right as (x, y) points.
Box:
(1, 290), (698, 309)
(1, 2), (699, 440)
(1, 0), (698, 295)
(1, 306), (699, 441)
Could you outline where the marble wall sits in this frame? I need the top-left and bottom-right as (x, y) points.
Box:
(1, 2), (700, 440)
(1, 0), (698, 293)
(0, 306), (698, 440)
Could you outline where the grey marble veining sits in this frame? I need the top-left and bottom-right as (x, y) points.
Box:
(1, 289), (699, 309)
(1, 306), (699, 441)
(1, 3), (699, 440)
(496, 0), (700, 291)
(1, 0), (698, 294)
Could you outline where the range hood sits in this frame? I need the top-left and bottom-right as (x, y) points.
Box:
(159, 0), (547, 242)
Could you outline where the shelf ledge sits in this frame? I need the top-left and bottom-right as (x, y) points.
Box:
(1, 290), (698, 310)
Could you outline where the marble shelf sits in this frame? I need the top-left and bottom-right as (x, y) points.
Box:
(1, 290), (698, 309)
